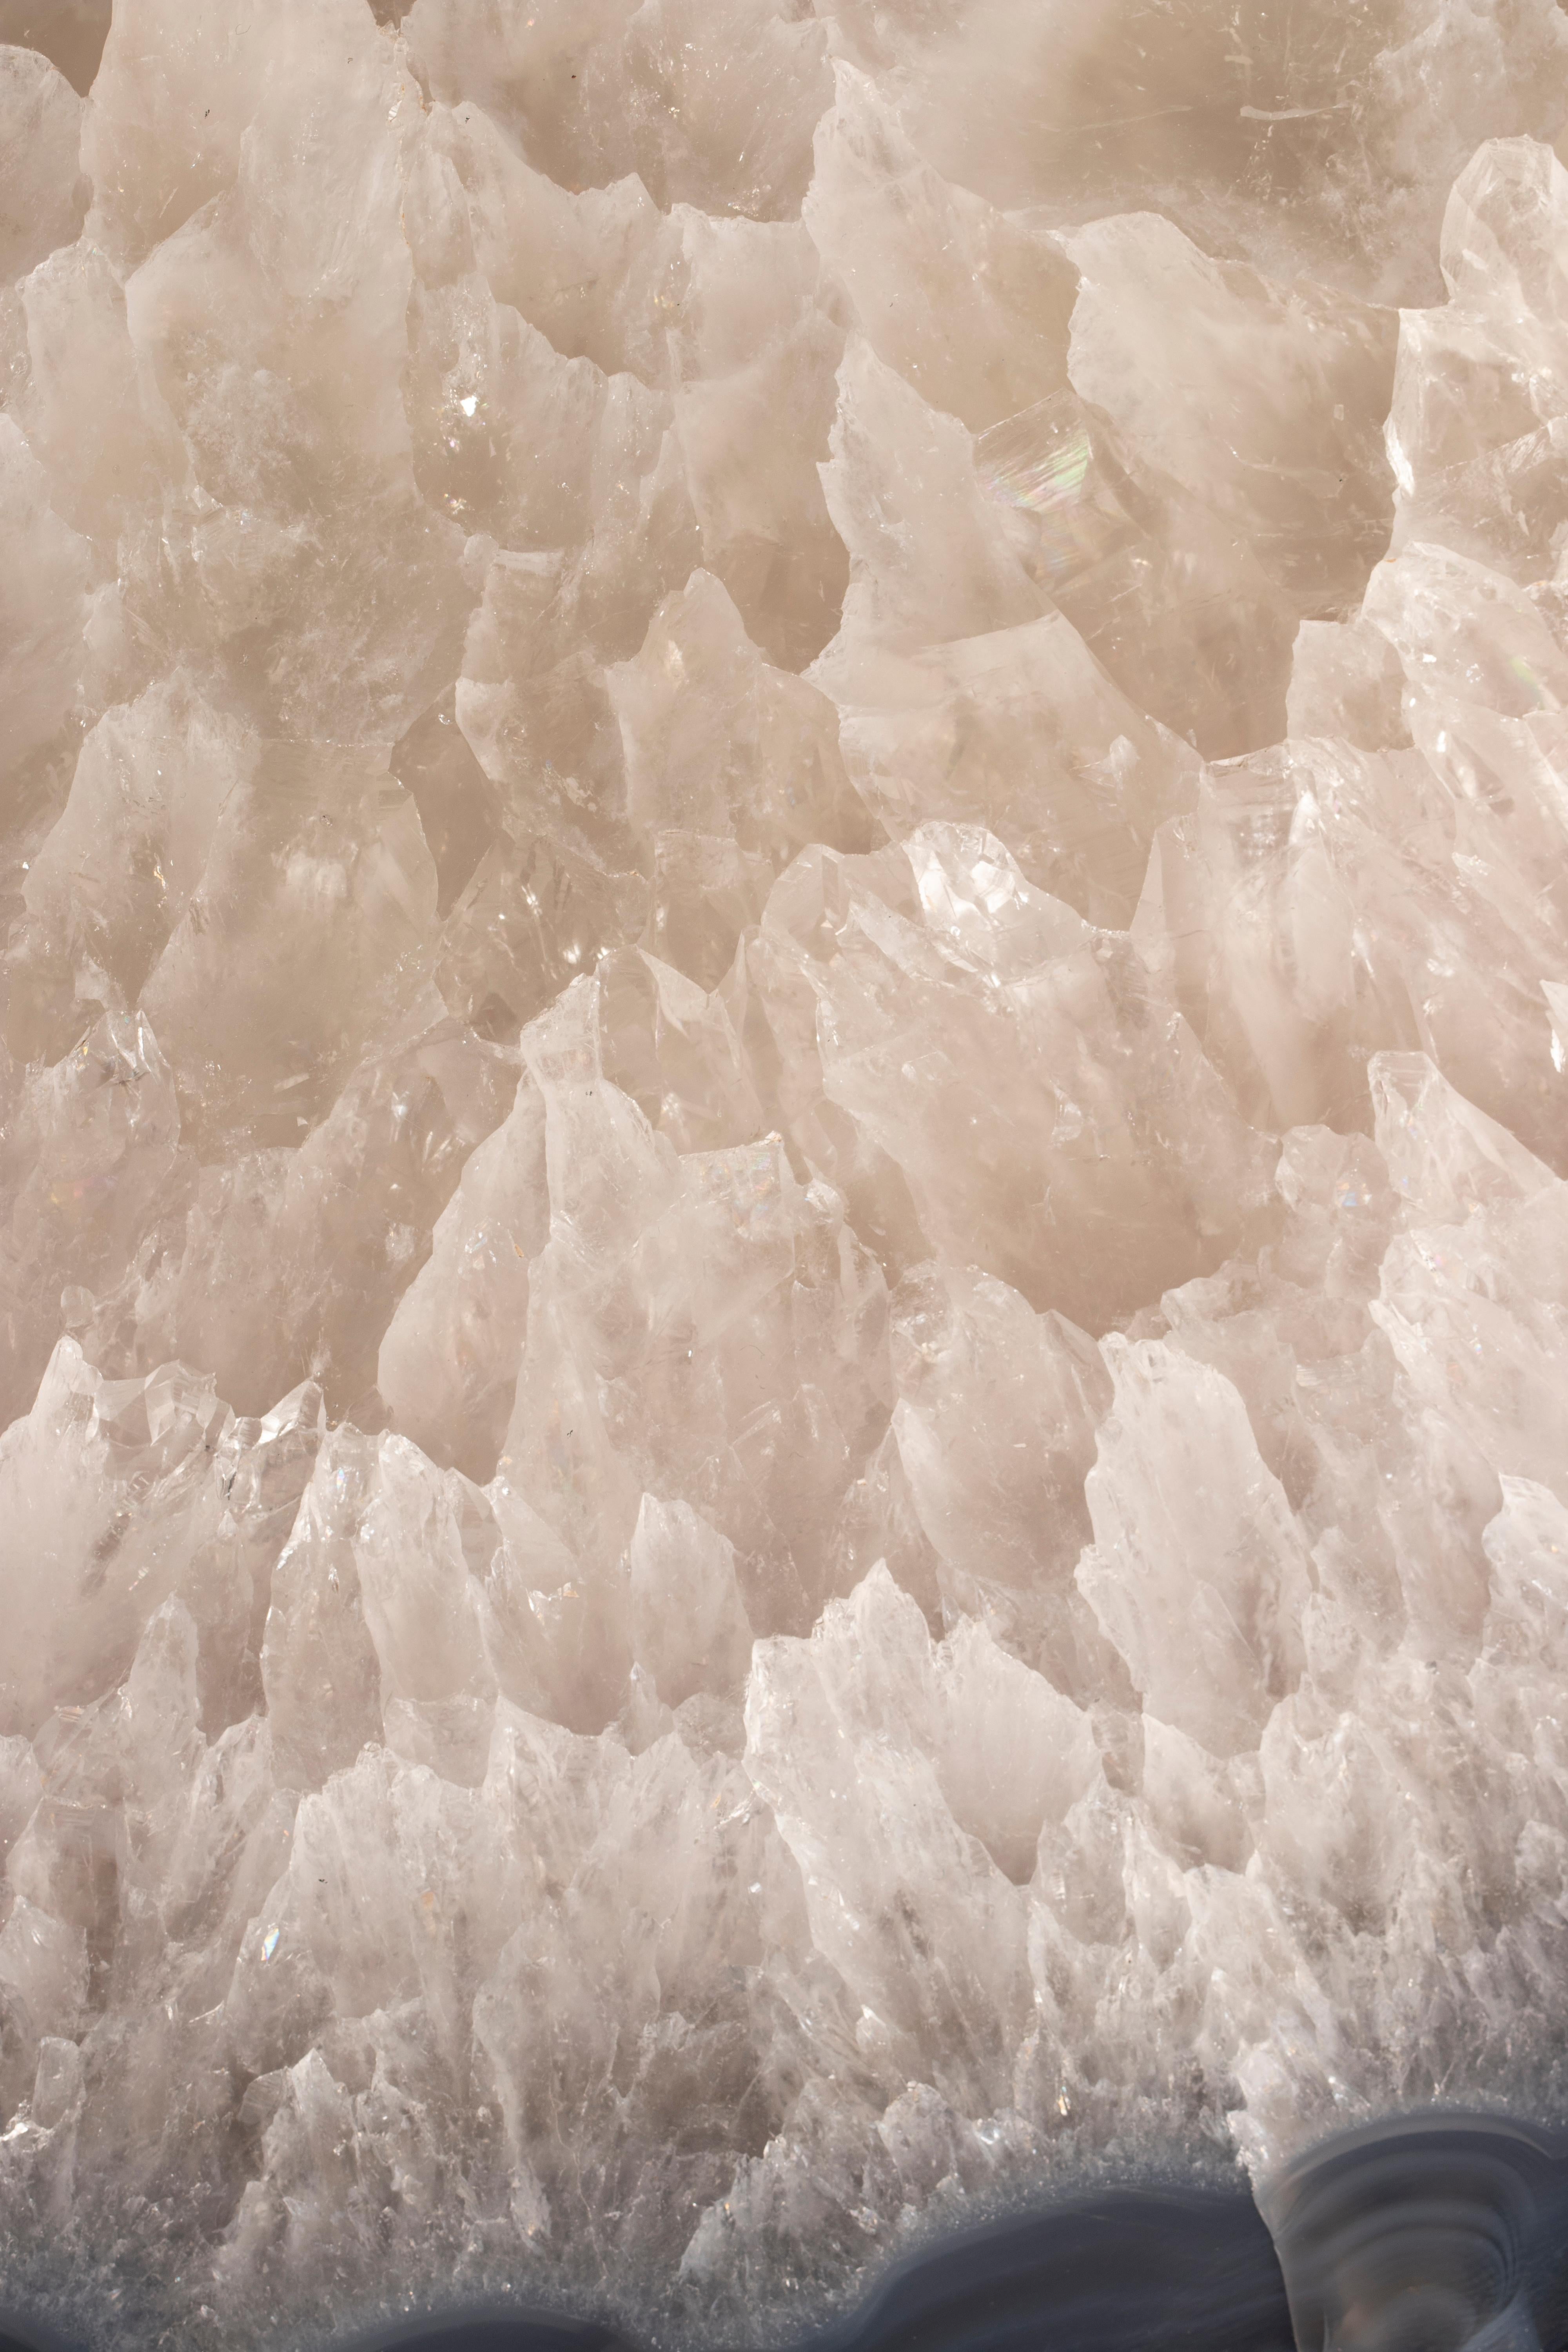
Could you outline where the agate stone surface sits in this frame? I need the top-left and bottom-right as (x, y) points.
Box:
(4, 0), (1568, 2343)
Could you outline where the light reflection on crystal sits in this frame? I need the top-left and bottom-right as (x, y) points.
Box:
(975, 394), (1140, 590)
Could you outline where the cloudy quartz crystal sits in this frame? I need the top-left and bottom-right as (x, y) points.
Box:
(5, 0), (1568, 2341)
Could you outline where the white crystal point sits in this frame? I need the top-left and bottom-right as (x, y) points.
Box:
(260, 1427), (386, 1793)
(1369, 1050), (1559, 1226)
(608, 566), (872, 911)
(377, 1071), (547, 1481)
(0, 1012), (185, 1425)
(1387, 136), (1568, 583)
(1062, 211), (1398, 617)
(744, 1564), (1036, 2112)
(628, 1493), (752, 1709)
(0, 416), (94, 789)
(803, 62), (1077, 437)
(0, 47), (87, 282)
(813, 336), (1046, 687)
(1077, 1338), (1312, 1757)
(888, 1259), (1120, 1697)
(1286, 615), (1410, 751)
(757, 822), (1276, 1328)
(1439, 136), (1568, 334)
(836, 613), (1199, 928)
(0, 1341), (229, 1740)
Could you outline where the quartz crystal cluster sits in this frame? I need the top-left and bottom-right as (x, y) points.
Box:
(5, 0), (1568, 2342)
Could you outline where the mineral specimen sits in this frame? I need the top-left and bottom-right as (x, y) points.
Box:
(4, 0), (1568, 2345)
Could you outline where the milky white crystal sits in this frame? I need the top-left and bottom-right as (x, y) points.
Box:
(3, 1), (1568, 2345)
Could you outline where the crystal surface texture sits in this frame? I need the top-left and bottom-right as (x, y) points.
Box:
(4, 0), (1568, 2342)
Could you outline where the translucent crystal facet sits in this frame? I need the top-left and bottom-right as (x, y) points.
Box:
(3, 2), (1568, 2343)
